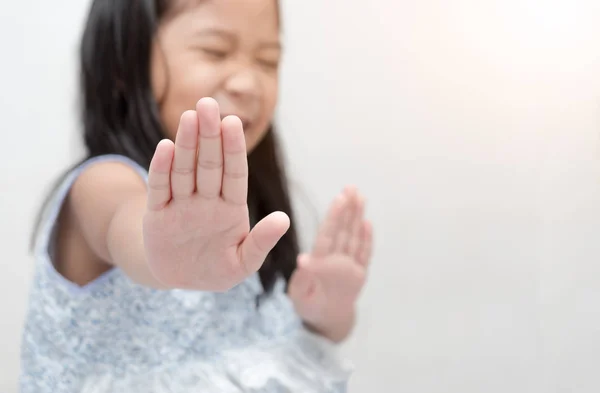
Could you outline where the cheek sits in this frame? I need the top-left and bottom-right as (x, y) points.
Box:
(159, 58), (223, 140)
(247, 77), (279, 149)
(264, 78), (279, 114)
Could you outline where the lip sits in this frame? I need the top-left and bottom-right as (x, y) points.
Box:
(221, 114), (253, 132)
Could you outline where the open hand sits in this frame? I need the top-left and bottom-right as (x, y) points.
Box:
(142, 98), (290, 291)
(288, 187), (373, 330)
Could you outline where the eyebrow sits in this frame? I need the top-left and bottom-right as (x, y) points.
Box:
(194, 27), (235, 40)
(194, 28), (282, 50)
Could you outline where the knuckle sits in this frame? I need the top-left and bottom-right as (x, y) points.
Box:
(148, 181), (169, 192)
(175, 142), (197, 151)
(224, 170), (247, 179)
(196, 189), (220, 199)
(171, 166), (195, 175)
(198, 159), (223, 170)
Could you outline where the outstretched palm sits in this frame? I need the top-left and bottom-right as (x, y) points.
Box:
(289, 187), (373, 327)
(142, 98), (289, 291)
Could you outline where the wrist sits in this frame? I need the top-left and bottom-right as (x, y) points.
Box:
(303, 304), (356, 343)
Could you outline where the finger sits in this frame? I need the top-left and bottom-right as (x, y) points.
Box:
(195, 98), (224, 199)
(238, 211), (290, 274)
(170, 111), (199, 198)
(312, 193), (347, 257)
(347, 193), (365, 256)
(356, 220), (373, 267)
(334, 186), (358, 254)
(288, 254), (316, 299)
(221, 116), (248, 205)
(147, 139), (175, 211)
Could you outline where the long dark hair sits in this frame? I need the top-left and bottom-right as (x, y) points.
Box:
(31, 0), (299, 294)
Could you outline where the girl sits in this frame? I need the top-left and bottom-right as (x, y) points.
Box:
(21, 0), (373, 392)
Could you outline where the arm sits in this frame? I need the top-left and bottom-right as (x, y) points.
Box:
(68, 100), (289, 292)
(69, 161), (168, 289)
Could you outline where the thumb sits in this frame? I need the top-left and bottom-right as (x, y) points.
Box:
(238, 211), (290, 274)
(289, 254), (315, 299)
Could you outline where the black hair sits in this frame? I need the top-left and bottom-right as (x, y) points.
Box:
(31, 0), (299, 294)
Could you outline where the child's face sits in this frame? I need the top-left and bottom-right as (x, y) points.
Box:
(151, 0), (281, 152)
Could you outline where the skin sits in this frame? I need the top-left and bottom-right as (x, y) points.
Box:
(56, 0), (373, 343)
(289, 187), (373, 341)
(152, 0), (282, 151)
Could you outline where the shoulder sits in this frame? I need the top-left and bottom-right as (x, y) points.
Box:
(65, 154), (149, 242)
(36, 154), (149, 235)
(71, 154), (148, 193)
(31, 154), (152, 285)
(35, 154), (149, 254)
(69, 155), (148, 208)
(64, 154), (149, 230)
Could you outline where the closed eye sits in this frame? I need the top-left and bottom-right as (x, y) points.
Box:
(202, 48), (229, 60)
(258, 58), (280, 70)
(261, 60), (279, 69)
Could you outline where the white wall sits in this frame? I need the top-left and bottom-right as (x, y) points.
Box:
(0, 2), (89, 391)
(2, 0), (600, 392)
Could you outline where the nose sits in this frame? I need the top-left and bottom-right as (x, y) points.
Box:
(223, 68), (261, 101)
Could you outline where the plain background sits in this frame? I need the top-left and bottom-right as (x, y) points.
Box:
(2, 0), (600, 391)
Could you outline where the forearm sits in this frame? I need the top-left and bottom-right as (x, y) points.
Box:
(106, 194), (170, 290)
(304, 306), (356, 343)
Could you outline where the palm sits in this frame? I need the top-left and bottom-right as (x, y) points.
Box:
(143, 98), (289, 291)
(289, 188), (373, 326)
(291, 254), (365, 324)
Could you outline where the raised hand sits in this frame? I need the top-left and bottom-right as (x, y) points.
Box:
(288, 187), (373, 333)
(142, 98), (290, 291)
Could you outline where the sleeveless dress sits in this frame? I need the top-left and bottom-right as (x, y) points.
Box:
(20, 155), (352, 393)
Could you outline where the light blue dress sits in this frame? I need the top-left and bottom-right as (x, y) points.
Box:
(20, 155), (351, 393)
